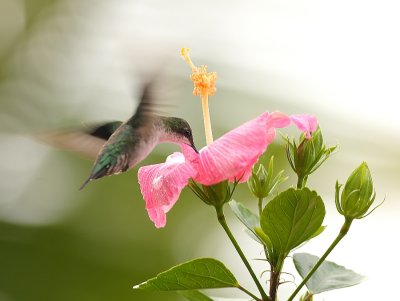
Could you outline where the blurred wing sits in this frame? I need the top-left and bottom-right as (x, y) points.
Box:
(128, 77), (177, 123)
(38, 121), (123, 159)
(128, 80), (157, 128)
(37, 80), (157, 159)
(86, 121), (123, 140)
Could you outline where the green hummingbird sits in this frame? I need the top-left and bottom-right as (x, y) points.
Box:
(78, 83), (198, 189)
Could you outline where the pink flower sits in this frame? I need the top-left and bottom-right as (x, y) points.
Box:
(138, 112), (317, 228)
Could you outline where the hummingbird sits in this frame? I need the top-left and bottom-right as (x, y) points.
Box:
(78, 82), (198, 190)
(38, 81), (198, 189)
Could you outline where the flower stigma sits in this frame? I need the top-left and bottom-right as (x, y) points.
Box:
(181, 48), (217, 145)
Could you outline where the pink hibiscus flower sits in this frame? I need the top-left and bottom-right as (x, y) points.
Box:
(138, 111), (317, 228)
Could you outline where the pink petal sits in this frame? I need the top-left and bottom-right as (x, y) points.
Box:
(289, 114), (318, 138)
(188, 112), (318, 186)
(265, 111), (291, 129)
(138, 152), (197, 228)
(192, 112), (280, 185)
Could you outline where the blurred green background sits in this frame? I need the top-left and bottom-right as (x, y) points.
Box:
(1, 1), (399, 300)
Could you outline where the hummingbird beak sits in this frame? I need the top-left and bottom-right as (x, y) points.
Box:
(188, 138), (199, 153)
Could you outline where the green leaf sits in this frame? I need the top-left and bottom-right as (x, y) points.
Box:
(229, 200), (265, 245)
(229, 200), (259, 233)
(260, 188), (325, 256)
(244, 228), (262, 244)
(180, 290), (213, 301)
(133, 258), (238, 291)
(254, 227), (272, 249)
(293, 253), (365, 294)
(310, 226), (326, 239)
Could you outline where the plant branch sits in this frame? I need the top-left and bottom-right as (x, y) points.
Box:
(296, 174), (307, 189)
(215, 206), (269, 301)
(268, 255), (285, 301)
(269, 269), (280, 301)
(258, 197), (264, 217)
(287, 218), (353, 301)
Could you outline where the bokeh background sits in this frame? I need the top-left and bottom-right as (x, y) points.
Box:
(1, 0), (399, 300)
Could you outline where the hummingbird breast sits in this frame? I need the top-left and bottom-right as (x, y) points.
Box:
(93, 122), (159, 177)
(127, 133), (159, 168)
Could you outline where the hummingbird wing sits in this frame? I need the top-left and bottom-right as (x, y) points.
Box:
(37, 80), (155, 159)
(37, 121), (123, 159)
(87, 121), (124, 140)
(127, 79), (156, 124)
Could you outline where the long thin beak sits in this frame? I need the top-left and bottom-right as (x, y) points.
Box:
(188, 139), (199, 153)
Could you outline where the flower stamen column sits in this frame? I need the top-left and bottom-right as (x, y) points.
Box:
(181, 48), (216, 145)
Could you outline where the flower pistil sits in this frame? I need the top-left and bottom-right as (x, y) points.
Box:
(181, 48), (217, 145)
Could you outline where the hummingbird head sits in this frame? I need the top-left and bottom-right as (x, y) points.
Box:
(161, 117), (198, 153)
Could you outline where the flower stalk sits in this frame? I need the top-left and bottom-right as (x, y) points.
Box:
(297, 174), (307, 189)
(287, 217), (353, 301)
(258, 197), (264, 219)
(215, 205), (269, 301)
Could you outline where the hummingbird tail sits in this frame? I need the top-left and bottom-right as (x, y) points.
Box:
(79, 177), (92, 190)
(79, 164), (111, 190)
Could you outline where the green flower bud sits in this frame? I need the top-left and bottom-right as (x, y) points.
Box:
(335, 162), (380, 219)
(248, 156), (287, 199)
(286, 128), (336, 187)
(188, 179), (236, 208)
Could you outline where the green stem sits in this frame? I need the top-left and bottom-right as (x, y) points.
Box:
(258, 197), (272, 281)
(237, 284), (263, 301)
(287, 218), (353, 301)
(258, 197), (264, 217)
(215, 206), (269, 301)
(296, 174), (307, 189)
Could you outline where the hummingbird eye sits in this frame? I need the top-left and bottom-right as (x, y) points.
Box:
(183, 128), (191, 137)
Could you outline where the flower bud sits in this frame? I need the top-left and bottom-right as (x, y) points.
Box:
(335, 162), (378, 219)
(189, 179), (234, 208)
(286, 128), (336, 186)
(248, 156), (287, 199)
